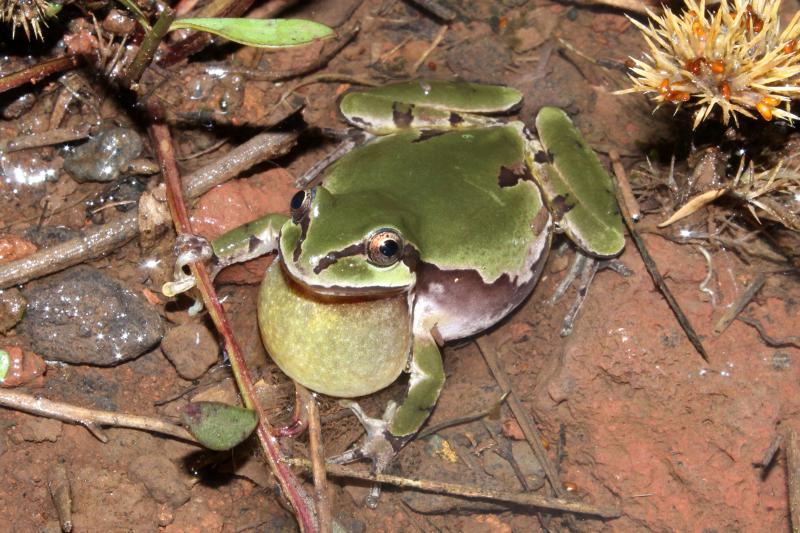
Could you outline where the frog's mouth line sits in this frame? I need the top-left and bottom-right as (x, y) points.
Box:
(280, 259), (410, 299)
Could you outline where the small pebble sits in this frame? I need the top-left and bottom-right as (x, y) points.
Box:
(128, 455), (191, 508)
(0, 289), (26, 333)
(11, 417), (62, 443)
(161, 323), (219, 380)
(63, 126), (143, 183)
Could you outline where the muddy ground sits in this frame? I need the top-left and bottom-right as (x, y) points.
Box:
(1, 0), (800, 531)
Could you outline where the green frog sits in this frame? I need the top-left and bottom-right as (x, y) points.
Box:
(164, 80), (625, 503)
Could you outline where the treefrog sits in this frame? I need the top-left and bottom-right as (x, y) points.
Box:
(165, 80), (625, 500)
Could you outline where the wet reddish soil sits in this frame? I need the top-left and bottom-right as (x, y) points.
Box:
(1, 0), (799, 531)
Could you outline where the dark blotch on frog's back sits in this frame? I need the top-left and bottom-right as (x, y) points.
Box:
(412, 130), (448, 143)
(550, 194), (576, 221)
(534, 150), (554, 164)
(497, 162), (534, 188)
(392, 102), (414, 128)
(449, 112), (464, 126)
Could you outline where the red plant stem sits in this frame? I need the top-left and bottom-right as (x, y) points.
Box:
(0, 55), (80, 94)
(274, 383), (309, 437)
(149, 122), (319, 532)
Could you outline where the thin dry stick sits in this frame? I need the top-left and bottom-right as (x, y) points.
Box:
(285, 458), (621, 519)
(609, 150), (710, 361)
(411, 25), (448, 74)
(0, 389), (196, 443)
(474, 338), (569, 500)
(582, 0), (650, 14)
(737, 316), (800, 349)
(713, 273), (766, 335)
(48, 462), (73, 533)
(301, 386), (332, 533)
(0, 55), (80, 94)
(3, 128), (90, 152)
(0, 132), (298, 289)
(609, 154), (642, 222)
(417, 393), (507, 440)
(787, 429), (800, 533)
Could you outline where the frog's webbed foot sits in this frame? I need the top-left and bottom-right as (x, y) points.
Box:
(551, 249), (632, 336)
(162, 234), (215, 297)
(328, 400), (409, 508)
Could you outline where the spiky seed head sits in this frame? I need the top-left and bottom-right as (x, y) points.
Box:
(0, 0), (59, 39)
(619, 0), (800, 128)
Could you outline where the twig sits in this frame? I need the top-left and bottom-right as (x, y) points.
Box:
(578, 0), (650, 14)
(0, 132), (297, 289)
(122, 7), (176, 90)
(754, 434), (782, 470)
(737, 316), (800, 349)
(787, 429), (800, 533)
(48, 461), (73, 533)
(608, 154), (641, 222)
(411, 25), (448, 74)
(2, 128), (90, 152)
(151, 123), (318, 532)
(0, 56), (80, 94)
(285, 458), (621, 519)
(0, 389), (196, 443)
(301, 386), (332, 533)
(406, 0), (457, 21)
(275, 73), (377, 119)
(609, 150), (710, 361)
(474, 338), (568, 499)
(417, 393), (507, 440)
(713, 273), (766, 335)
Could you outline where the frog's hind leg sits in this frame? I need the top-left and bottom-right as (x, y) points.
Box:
(328, 328), (445, 507)
(551, 249), (632, 336)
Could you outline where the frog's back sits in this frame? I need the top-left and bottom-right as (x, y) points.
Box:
(322, 123), (546, 286)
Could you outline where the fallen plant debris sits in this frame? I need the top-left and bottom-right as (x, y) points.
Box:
(621, 0), (800, 127)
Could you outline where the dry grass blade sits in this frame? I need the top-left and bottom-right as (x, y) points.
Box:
(658, 188), (726, 227)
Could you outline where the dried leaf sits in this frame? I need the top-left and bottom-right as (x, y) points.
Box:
(658, 188), (726, 227)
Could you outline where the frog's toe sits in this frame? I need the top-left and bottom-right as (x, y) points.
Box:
(327, 400), (409, 507)
(551, 251), (631, 336)
(162, 234), (214, 297)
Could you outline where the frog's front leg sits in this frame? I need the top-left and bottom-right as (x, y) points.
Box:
(162, 213), (288, 297)
(330, 327), (444, 507)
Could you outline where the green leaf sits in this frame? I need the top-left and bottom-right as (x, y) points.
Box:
(168, 18), (333, 48)
(181, 401), (258, 451)
(0, 350), (8, 382)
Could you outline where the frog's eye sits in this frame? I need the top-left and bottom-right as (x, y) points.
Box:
(366, 229), (404, 267)
(290, 189), (314, 221)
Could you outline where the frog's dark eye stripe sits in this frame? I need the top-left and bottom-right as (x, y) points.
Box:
(366, 229), (404, 267)
(290, 188), (315, 222)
